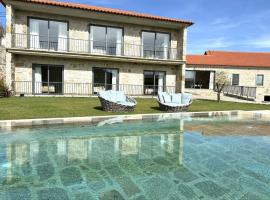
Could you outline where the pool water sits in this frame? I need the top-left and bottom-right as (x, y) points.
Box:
(1, 113), (270, 200)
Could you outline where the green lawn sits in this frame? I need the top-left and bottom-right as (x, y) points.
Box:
(0, 97), (269, 120)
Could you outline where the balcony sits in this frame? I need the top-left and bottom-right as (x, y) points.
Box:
(13, 81), (176, 96)
(11, 33), (179, 61)
(223, 85), (257, 100)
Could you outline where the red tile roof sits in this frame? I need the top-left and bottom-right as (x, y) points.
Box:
(187, 51), (270, 68)
(6, 0), (193, 25)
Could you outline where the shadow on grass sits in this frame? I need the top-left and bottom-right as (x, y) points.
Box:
(94, 106), (103, 111)
(150, 106), (161, 111)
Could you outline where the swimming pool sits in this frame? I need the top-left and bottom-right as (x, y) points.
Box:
(0, 111), (270, 200)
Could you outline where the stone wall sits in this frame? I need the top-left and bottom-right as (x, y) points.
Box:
(15, 55), (178, 95)
(0, 46), (5, 79)
(7, 4), (187, 95)
(187, 64), (270, 102)
(14, 10), (184, 58)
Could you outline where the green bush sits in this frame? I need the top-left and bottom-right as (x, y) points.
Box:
(0, 78), (12, 97)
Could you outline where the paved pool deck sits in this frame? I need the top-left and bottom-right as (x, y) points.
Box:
(1, 110), (270, 128)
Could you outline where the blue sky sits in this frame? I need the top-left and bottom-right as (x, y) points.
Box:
(1, 0), (270, 54)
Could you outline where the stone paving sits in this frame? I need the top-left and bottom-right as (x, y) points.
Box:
(0, 118), (270, 199)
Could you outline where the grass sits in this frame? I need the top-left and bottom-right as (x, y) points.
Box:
(0, 97), (269, 120)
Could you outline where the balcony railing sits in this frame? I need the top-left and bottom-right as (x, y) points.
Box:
(13, 81), (176, 96)
(12, 33), (179, 60)
(223, 85), (257, 99)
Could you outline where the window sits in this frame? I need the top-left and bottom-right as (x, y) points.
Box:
(256, 74), (264, 86)
(29, 18), (68, 51)
(93, 68), (119, 93)
(142, 31), (170, 59)
(232, 74), (239, 85)
(185, 70), (214, 89)
(185, 70), (195, 88)
(33, 64), (63, 94)
(144, 71), (165, 95)
(90, 26), (122, 56)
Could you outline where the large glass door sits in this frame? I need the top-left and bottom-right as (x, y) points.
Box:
(93, 68), (118, 94)
(33, 64), (63, 94)
(107, 27), (122, 56)
(49, 21), (68, 51)
(29, 18), (68, 51)
(29, 19), (48, 50)
(142, 32), (155, 58)
(144, 71), (165, 95)
(155, 33), (169, 59)
(142, 32), (170, 59)
(90, 26), (122, 56)
(90, 26), (106, 54)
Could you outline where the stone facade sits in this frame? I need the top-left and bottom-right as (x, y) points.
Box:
(4, 1), (189, 95)
(14, 55), (179, 95)
(14, 10), (183, 55)
(0, 46), (6, 79)
(186, 64), (270, 102)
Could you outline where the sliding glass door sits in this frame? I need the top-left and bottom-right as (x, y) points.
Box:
(93, 68), (119, 94)
(144, 71), (165, 95)
(29, 19), (48, 50)
(29, 18), (68, 51)
(33, 64), (63, 94)
(142, 32), (170, 59)
(155, 33), (170, 59)
(142, 32), (155, 58)
(90, 26), (122, 56)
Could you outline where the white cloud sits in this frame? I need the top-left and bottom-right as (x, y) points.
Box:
(247, 35), (270, 49)
(188, 37), (234, 54)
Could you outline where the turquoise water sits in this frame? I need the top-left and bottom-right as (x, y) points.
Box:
(1, 114), (270, 200)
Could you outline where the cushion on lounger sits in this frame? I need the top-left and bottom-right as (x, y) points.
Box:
(115, 91), (126, 103)
(158, 92), (166, 103)
(109, 91), (123, 103)
(108, 91), (116, 102)
(100, 90), (127, 103)
(162, 93), (172, 103)
(171, 93), (182, 104)
(99, 91), (109, 100)
(182, 93), (192, 105)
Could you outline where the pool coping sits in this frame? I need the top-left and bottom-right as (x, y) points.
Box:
(1, 110), (270, 128)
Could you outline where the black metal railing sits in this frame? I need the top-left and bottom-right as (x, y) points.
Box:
(223, 85), (256, 99)
(12, 33), (179, 60)
(13, 81), (176, 96)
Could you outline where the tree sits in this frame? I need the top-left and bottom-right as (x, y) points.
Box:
(215, 71), (230, 102)
(0, 23), (4, 39)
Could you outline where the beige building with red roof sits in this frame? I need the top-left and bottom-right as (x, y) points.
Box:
(186, 51), (270, 102)
(1, 0), (192, 96)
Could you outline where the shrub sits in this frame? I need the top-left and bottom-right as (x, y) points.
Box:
(0, 78), (12, 97)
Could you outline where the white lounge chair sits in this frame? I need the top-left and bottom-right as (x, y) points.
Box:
(98, 90), (137, 112)
(157, 92), (192, 112)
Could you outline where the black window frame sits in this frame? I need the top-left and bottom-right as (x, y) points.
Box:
(27, 17), (69, 51)
(92, 67), (120, 93)
(32, 64), (64, 95)
(232, 74), (239, 86)
(89, 24), (124, 56)
(141, 30), (171, 59)
(256, 74), (264, 86)
(143, 70), (166, 95)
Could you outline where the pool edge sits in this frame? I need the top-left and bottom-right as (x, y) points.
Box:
(0, 110), (269, 128)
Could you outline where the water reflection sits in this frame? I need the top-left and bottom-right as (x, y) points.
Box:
(1, 113), (270, 199)
(0, 121), (184, 186)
